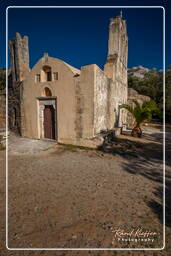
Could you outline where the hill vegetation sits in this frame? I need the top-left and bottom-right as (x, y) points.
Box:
(128, 66), (171, 123)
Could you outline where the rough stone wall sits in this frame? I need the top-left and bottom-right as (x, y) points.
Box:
(106, 79), (115, 128)
(104, 61), (128, 128)
(0, 90), (6, 130)
(75, 78), (83, 138)
(127, 88), (151, 128)
(8, 82), (22, 134)
(8, 32), (30, 134)
(77, 62), (128, 137)
(75, 65), (114, 139)
(9, 32), (30, 83)
(104, 16), (128, 80)
(75, 64), (121, 138)
(0, 70), (20, 133)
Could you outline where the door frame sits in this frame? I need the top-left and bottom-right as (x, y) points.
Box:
(37, 97), (57, 140)
(44, 105), (56, 139)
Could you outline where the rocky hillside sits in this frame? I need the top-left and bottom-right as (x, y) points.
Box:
(128, 65), (149, 79)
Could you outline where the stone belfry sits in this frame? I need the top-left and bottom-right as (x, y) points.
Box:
(104, 13), (128, 127)
(104, 13), (128, 82)
(9, 32), (30, 83)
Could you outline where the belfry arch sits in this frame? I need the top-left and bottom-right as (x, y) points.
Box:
(41, 65), (52, 82)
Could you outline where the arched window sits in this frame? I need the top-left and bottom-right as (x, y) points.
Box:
(42, 65), (52, 82)
(43, 87), (52, 97)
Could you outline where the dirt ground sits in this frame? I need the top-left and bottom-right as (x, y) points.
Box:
(0, 125), (171, 256)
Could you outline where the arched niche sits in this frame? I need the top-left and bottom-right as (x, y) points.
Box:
(42, 87), (52, 97)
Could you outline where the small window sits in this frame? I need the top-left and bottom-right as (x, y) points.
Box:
(35, 74), (41, 83)
(53, 72), (58, 81)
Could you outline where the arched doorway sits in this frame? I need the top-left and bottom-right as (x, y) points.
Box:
(43, 105), (55, 139)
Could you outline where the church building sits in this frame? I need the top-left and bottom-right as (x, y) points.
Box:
(8, 14), (128, 147)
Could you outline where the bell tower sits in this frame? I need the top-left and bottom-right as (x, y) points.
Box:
(9, 32), (30, 84)
(104, 14), (128, 128)
(104, 14), (128, 82)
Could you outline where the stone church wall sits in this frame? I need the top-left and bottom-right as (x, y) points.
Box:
(94, 65), (109, 134)
(8, 83), (22, 134)
(78, 65), (95, 139)
(20, 57), (78, 142)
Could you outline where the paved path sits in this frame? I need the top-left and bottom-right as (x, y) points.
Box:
(7, 133), (57, 155)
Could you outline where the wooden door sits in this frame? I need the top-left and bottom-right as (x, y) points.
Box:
(44, 105), (55, 139)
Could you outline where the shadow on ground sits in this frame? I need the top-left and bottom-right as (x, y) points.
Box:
(97, 133), (171, 228)
(147, 178), (171, 228)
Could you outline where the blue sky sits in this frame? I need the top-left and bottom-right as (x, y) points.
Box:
(0, 0), (170, 70)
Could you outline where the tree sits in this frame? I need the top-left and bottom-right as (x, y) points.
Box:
(128, 68), (164, 121)
(120, 100), (158, 137)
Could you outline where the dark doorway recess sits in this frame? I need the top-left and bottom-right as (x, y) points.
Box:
(44, 105), (55, 139)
